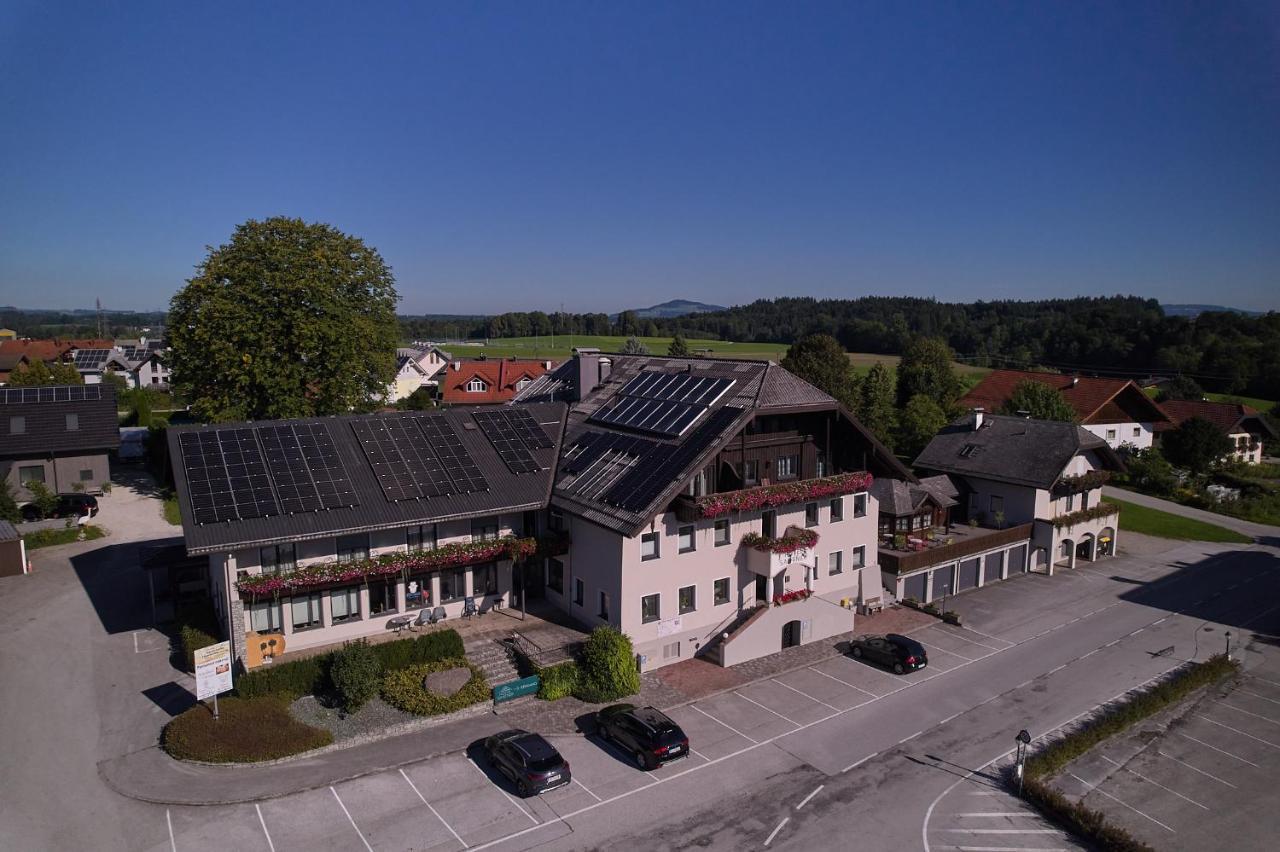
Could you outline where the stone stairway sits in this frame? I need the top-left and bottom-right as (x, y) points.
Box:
(463, 636), (538, 713)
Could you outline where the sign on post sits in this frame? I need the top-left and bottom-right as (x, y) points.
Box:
(493, 675), (540, 703)
(194, 640), (233, 712)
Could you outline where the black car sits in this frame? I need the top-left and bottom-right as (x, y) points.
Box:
(483, 729), (571, 797)
(595, 704), (690, 770)
(849, 633), (928, 674)
(20, 493), (99, 522)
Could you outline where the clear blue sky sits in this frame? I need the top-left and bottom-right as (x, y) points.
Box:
(1, 1), (1277, 314)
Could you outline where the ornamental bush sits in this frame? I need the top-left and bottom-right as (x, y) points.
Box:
(537, 660), (581, 700)
(380, 660), (489, 716)
(162, 695), (332, 763)
(573, 626), (639, 703)
(330, 639), (382, 713)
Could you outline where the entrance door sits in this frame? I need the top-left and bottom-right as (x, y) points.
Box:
(755, 574), (769, 605)
(782, 620), (801, 648)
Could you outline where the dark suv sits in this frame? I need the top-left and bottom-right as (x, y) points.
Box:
(20, 493), (99, 522)
(483, 729), (571, 797)
(849, 633), (928, 674)
(595, 704), (690, 770)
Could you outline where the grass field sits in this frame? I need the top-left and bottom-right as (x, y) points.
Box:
(1102, 497), (1251, 544)
(1205, 391), (1276, 412)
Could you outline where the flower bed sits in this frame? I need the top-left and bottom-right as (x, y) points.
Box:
(741, 526), (820, 554)
(380, 660), (489, 716)
(1052, 470), (1111, 496)
(772, 589), (813, 606)
(162, 695), (333, 763)
(1051, 503), (1120, 529)
(693, 472), (873, 518)
(235, 536), (539, 596)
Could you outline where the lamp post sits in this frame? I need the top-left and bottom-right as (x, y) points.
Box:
(1015, 729), (1032, 797)
(1225, 630), (1232, 662)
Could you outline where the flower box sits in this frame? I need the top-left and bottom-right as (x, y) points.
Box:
(691, 472), (874, 519)
(1051, 503), (1120, 529)
(772, 588), (813, 607)
(741, 526), (819, 554)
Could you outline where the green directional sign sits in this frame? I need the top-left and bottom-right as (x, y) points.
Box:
(493, 675), (540, 703)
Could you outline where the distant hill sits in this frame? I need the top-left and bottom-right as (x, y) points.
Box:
(1162, 303), (1263, 318)
(618, 300), (728, 320)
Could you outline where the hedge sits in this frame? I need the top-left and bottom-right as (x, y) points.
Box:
(573, 626), (639, 703)
(176, 603), (222, 671)
(162, 695), (333, 763)
(537, 660), (581, 700)
(235, 629), (464, 699)
(380, 660), (490, 716)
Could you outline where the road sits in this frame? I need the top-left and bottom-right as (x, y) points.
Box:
(1104, 484), (1280, 541)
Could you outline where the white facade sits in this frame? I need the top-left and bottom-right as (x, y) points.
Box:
(1083, 421), (1155, 451)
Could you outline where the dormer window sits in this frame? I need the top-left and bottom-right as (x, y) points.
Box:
(515, 377), (532, 391)
(466, 377), (487, 393)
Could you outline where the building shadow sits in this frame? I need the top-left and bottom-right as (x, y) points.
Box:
(142, 682), (196, 717)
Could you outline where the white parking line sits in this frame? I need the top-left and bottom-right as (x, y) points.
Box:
(1156, 751), (1237, 788)
(899, 730), (924, 745)
(1088, 785), (1175, 833)
(255, 803), (276, 852)
(795, 784), (824, 810)
(401, 768), (468, 848)
(573, 777), (602, 803)
(1175, 731), (1260, 767)
(1217, 702), (1280, 727)
(934, 628), (1003, 651)
(1252, 676), (1280, 689)
(842, 751), (878, 773)
(808, 665), (878, 697)
(465, 758), (540, 824)
(919, 642), (973, 662)
(938, 828), (1059, 834)
(773, 678), (838, 711)
(330, 786), (374, 852)
(1100, 755), (1208, 810)
(1198, 715), (1280, 749)
(1238, 689), (1280, 706)
(953, 847), (1067, 852)
(734, 690), (799, 726)
(689, 704), (758, 745)
(953, 812), (1030, 817)
(763, 817), (789, 846)
(166, 809), (176, 852)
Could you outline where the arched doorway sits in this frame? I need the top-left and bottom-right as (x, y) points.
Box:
(1057, 538), (1075, 571)
(1098, 527), (1116, 557)
(1077, 533), (1095, 562)
(782, 620), (802, 649)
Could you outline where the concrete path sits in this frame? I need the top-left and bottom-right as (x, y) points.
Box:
(1104, 485), (1280, 541)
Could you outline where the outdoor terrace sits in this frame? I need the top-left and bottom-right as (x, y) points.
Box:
(878, 522), (1033, 575)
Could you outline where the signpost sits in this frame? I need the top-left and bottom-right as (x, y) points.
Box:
(492, 675), (540, 704)
(194, 640), (233, 720)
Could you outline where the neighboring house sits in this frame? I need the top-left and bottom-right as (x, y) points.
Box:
(113, 339), (171, 389)
(166, 403), (567, 667)
(1157, 399), (1275, 464)
(0, 328), (16, 341)
(959, 370), (1171, 451)
(0, 384), (120, 498)
(520, 350), (911, 671)
(0, 352), (32, 384)
(403, 344), (451, 381)
(888, 410), (1126, 605)
(440, 358), (553, 405)
(384, 345), (450, 402)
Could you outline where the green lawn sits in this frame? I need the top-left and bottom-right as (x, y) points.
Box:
(1205, 391), (1276, 412)
(23, 524), (106, 550)
(1103, 497), (1251, 544)
(163, 494), (183, 526)
(441, 335), (788, 361)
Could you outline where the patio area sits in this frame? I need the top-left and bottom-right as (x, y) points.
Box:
(878, 522), (1034, 575)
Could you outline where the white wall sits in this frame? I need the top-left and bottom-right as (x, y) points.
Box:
(1083, 422), (1155, 451)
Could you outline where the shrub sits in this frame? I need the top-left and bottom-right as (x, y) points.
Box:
(22, 525), (105, 550)
(1021, 776), (1153, 852)
(162, 695), (332, 763)
(330, 639), (382, 713)
(180, 624), (219, 671)
(100, 481), (113, 494)
(537, 660), (581, 700)
(380, 660), (489, 715)
(941, 611), (962, 626)
(573, 626), (640, 703)
(175, 603), (221, 670)
(0, 479), (19, 523)
(371, 629), (464, 671)
(24, 480), (58, 519)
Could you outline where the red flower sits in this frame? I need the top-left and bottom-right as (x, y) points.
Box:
(694, 472), (873, 519)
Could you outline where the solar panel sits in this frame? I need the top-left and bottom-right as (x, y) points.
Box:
(179, 429), (279, 524)
(502, 407), (555, 449)
(561, 431), (656, 475)
(603, 406), (745, 512)
(351, 417), (452, 502)
(257, 424), (323, 514)
(71, 349), (112, 369)
(294, 422), (359, 508)
(0, 385), (103, 404)
(617, 372), (734, 405)
(472, 411), (539, 475)
(385, 415), (452, 499)
(416, 415), (488, 493)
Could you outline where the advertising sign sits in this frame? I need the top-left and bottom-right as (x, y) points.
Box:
(656, 616), (683, 637)
(492, 675), (540, 703)
(194, 641), (233, 701)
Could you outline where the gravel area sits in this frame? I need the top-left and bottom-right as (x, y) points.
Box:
(291, 695), (422, 742)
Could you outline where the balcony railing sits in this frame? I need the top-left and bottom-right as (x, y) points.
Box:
(673, 471), (874, 521)
(878, 523), (1033, 575)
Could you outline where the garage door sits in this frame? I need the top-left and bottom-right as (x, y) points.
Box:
(931, 565), (955, 602)
(983, 551), (1004, 584)
(1008, 544), (1028, 575)
(902, 572), (927, 604)
(957, 558), (980, 591)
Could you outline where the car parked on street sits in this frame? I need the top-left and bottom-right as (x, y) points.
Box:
(595, 703), (690, 770)
(848, 633), (928, 674)
(20, 493), (99, 522)
(483, 729), (571, 797)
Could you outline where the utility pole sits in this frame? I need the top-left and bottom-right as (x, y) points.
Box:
(96, 298), (104, 338)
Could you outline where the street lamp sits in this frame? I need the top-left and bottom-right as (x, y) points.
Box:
(1015, 729), (1032, 797)
(1225, 631), (1232, 662)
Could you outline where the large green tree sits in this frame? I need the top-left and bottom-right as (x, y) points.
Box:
(896, 393), (948, 460)
(667, 333), (691, 358)
(1161, 417), (1234, 474)
(620, 336), (649, 355)
(896, 336), (962, 409)
(168, 217), (400, 421)
(998, 380), (1078, 422)
(1157, 374), (1204, 402)
(856, 361), (896, 449)
(781, 334), (858, 409)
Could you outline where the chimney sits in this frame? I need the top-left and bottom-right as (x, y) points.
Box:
(543, 360), (552, 370)
(971, 407), (985, 430)
(451, 360), (461, 371)
(573, 348), (602, 401)
(598, 357), (612, 385)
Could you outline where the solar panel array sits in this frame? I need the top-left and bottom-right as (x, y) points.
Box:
(71, 349), (112, 369)
(588, 372), (734, 437)
(560, 431), (658, 499)
(351, 417), (450, 501)
(472, 409), (554, 475)
(258, 425), (326, 514)
(617, 371), (735, 405)
(417, 415), (489, 494)
(293, 422), (360, 508)
(0, 385), (104, 404)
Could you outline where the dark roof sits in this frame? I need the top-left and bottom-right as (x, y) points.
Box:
(167, 402), (566, 556)
(0, 384), (120, 457)
(870, 474), (958, 516)
(0, 520), (17, 542)
(959, 370), (1170, 425)
(1158, 399), (1277, 439)
(913, 414), (1124, 489)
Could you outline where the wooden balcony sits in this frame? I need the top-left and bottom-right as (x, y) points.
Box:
(878, 523), (1033, 576)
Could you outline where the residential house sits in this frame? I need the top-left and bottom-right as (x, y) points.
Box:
(385, 346), (450, 402)
(959, 370), (1171, 450)
(112, 339), (171, 389)
(440, 358), (553, 406)
(0, 328), (16, 341)
(1157, 399), (1275, 464)
(1, 384), (120, 498)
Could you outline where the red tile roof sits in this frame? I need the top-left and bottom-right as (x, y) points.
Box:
(440, 358), (553, 405)
(1157, 399), (1268, 436)
(0, 339), (75, 363)
(959, 370), (1170, 425)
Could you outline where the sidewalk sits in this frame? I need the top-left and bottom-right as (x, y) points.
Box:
(1103, 485), (1280, 541)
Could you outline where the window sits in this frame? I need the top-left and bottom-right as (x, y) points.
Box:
(776, 454), (799, 479)
(829, 551), (843, 575)
(291, 592), (323, 631)
(677, 525), (695, 553)
(1133, 427), (1141, 438)
(407, 524), (436, 552)
(685, 468), (709, 497)
(471, 517), (498, 541)
(852, 545), (865, 567)
(65, 413), (79, 431)
(761, 510), (777, 539)
(9, 416), (24, 435)
(371, 577), (400, 614)
(714, 518), (731, 546)
(853, 493), (867, 518)
(678, 585), (696, 614)
(743, 459), (759, 485)
(440, 567), (466, 602)
(79, 469), (93, 481)
(990, 495), (1004, 515)
(260, 544), (296, 575)
(641, 531), (660, 560)
(598, 590), (610, 620)
(515, 377), (531, 391)
(151, 376), (159, 385)
(249, 600), (282, 633)
(662, 641), (682, 660)
(336, 534), (368, 564)
(1066, 494), (1075, 512)
(547, 559), (564, 593)
(816, 450), (828, 477)
(805, 502), (819, 527)
(1106, 428), (1117, 442)
(714, 577), (731, 606)
(641, 594), (660, 623)
(574, 578), (584, 606)
(330, 587), (361, 623)
(466, 377), (487, 393)
(18, 465), (44, 484)
(473, 563), (498, 596)
(1081, 491), (1090, 510)
(830, 497), (843, 522)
